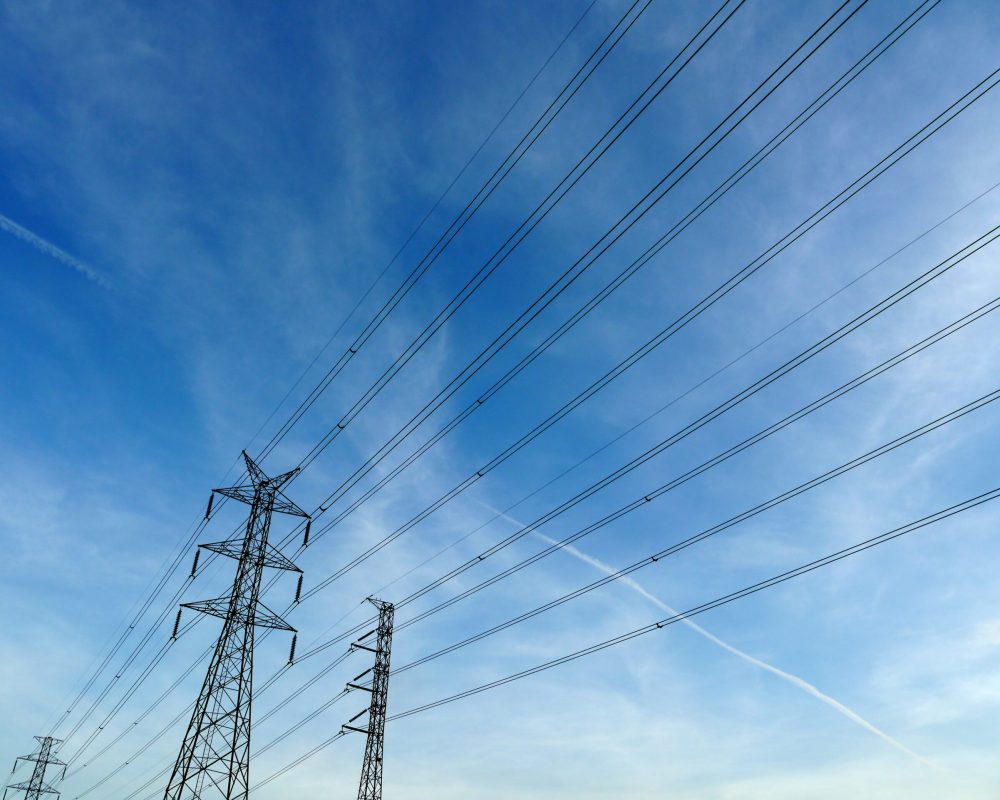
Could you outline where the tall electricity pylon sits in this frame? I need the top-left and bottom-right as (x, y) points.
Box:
(3, 736), (65, 800)
(164, 451), (307, 800)
(342, 598), (395, 800)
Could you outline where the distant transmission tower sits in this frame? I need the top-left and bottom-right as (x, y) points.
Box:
(164, 451), (307, 800)
(3, 736), (65, 800)
(342, 598), (395, 800)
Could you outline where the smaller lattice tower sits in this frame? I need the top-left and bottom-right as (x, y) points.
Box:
(3, 736), (65, 800)
(342, 598), (395, 800)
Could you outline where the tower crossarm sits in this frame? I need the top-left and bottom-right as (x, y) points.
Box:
(199, 540), (301, 572)
(181, 598), (296, 632)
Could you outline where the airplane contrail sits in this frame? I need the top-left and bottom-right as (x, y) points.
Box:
(476, 500), (932, 767)
(1, 213), (110, 289)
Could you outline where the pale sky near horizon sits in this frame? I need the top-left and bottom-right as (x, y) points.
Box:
(2, 1), (1000, 798)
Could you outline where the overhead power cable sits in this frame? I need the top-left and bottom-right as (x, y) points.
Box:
(71, 183), (997, 793)
(257, 0), (876, 575)
(252, 0), (659, 468)
(43, 0), (625, 753)
(84, 291), (996, 797)
(271, 0), (750, 484)
(383, 224), (1000, 632)
(293, 65), (1000, 610)
(373, 174), (1000, 598)
(155, 360), (1000, 795)
(290, 0), (938, 559)
(58, 585), (208, 748)
(46, 519), (208, 740)
(391, 386), (1000, 674)
(66, 5), (886, 755)
(295, 220), (1000, 659)
(240, 0), (601, 463)
(388, 486), (1000, 719)
(292, 0), (848, 475)
(250, 485), (1000, 787)
(52, 4), (984, 788)
(251, 732), (347, 794)
(64, 631), (211, 774)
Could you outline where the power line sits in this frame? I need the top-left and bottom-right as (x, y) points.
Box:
(66, 7), (906, 754)
(290, 0), (939, 562)
(258, 0), (880, 576)
(65, 640), (210, 778)
(200, 370), (1000, 786)
(58, 584), (208, 748)
(251, 0), (659, 469)
(366, 183), (1000, 603)
(390, 386), (1000, 675)
(66, 191), (997, 796)
(238, 0), (601, 464)
(293, 73), (1000, 614)
(293, 0), (860, 476)
(41, 0), (627, 755)
(41, 10), (1000, 792)
(295, 220), (1000, 659)
(384, 223), (1000, 628)
(285, 0), (749, 475)
(260, 19), (1000, 631)
(387, 486), (1000, 719)
(84, 267), (998, 800)
(249, 485), (1000, 787)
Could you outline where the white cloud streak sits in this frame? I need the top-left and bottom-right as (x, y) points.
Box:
(476, 500), (933, 768)
(0, 213), (110, 289)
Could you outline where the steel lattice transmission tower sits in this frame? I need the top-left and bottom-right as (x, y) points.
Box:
(342, 598), (395, 800)
(3, 737), (65, 800)
(164, 451), (308, 800)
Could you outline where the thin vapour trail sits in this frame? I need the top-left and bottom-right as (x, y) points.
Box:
(477, 500), (932, 767)
(0, 213), (110, 289)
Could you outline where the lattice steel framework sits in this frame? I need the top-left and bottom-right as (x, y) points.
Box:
(342, 598), (394, 800)
(164, 452), (307, 800)
(3, 736), (64, 800)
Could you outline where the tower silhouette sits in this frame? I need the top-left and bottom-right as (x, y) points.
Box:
(342, 598), (394, 800)
(164, 452), (307, 800)
(3, 736), (65, 800)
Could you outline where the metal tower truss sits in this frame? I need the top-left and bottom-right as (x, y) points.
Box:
(342, 598), (395, 800)
(163, 451), (308, 800)
(3, 737), (65, 800)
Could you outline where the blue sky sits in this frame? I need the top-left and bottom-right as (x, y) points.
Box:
(2, 0), (1000, 797)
